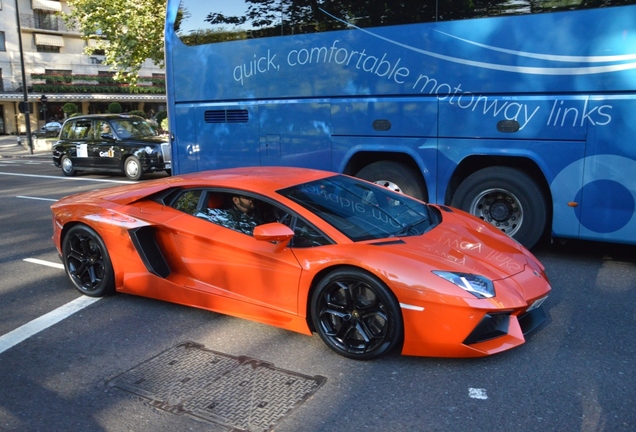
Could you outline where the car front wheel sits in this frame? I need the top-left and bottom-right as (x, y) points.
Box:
(311, 268), (403, 360)
(62, 225), (115, 297)
(124, 156), (143, 181)
(60, 155), (76, 177)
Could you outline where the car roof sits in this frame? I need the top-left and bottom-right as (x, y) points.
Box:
(61, 114), (144, 123)
(65, 167), (339, 206)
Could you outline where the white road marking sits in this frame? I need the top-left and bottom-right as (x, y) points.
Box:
(0, 296), (101, 354)
(16, 196), (58, 202)
(468, 388), (488, 400)
(24, 258), (64, 269)
(0, 259), (98, 354)
(0, 171), (134, 184)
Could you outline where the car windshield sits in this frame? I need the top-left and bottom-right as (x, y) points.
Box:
(278, 175), (437, 242)
(110, 118), (157, 139)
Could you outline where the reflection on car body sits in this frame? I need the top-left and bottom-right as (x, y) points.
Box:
(52, 114), (171, 181)
(51, 167), (551, 360)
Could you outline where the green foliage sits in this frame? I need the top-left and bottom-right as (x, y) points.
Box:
(155, 110), (167, 123)
(62, 103), (79, 114)
(160, 118), (169, 132)
(108, 102), (122, 113)
(129, 110), (146, 118)
(63, 0), (166, 86)
(31, 73), (165, 94)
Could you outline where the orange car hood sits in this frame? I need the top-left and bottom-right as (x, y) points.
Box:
(388, 218), (528, 282)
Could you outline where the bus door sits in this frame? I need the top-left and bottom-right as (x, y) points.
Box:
(258, 101), (331, 169)
(573, 96), (636, 243)
(171, 104), (200, 175)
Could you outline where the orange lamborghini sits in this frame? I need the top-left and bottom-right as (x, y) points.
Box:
(51, 167), (550, 359)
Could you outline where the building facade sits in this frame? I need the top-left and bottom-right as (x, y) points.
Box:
(0, 0), (166, 135)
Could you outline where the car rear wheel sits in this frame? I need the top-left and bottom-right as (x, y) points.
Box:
(60, 155), (77, 177)
(62, 225), (115, 297)
(124, 156), (143, 181)
(311, 268), (403, 360)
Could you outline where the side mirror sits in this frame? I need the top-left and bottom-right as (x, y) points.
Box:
(253, 222), (294, 252)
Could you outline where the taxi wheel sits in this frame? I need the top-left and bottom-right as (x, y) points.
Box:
(61, 155), (76, 177)
(311, 268), (403, 360)
(124, 156), (143, 181)
(62, 225), (115, 297)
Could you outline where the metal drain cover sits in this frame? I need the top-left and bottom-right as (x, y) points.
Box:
(108, 342), (326, 431)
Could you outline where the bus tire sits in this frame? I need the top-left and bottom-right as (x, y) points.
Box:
(356, 161), (427, 201)
(451, 166), (547, 249)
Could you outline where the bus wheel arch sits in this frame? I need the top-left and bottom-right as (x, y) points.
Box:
(348, 155), (428, 202)
(450, 162), (551, 249)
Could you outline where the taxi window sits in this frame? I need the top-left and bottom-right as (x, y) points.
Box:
(65, 120), (92, 140)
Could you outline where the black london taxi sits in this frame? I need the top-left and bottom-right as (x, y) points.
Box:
(52, 114), (171, 180)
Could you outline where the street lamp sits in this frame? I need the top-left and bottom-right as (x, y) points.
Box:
(15, 0), (33, 154)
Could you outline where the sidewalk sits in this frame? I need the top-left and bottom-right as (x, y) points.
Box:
(0, 135), (52, 159)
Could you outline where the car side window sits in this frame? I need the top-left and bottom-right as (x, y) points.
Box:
(171, 190), (203, 215)
(69, 120), (92, 140)
(289, 218), (331, 248)
(59, 122), (73, 139)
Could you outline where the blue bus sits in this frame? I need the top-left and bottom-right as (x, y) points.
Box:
(164, 0), (636, 249)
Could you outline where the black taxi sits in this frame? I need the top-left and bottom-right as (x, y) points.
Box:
(52, 114), (171, 181)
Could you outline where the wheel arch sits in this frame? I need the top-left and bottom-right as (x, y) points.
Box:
(343, 151), (424, 182)
(59, 220), (124, 290)
(304, 263), (403, 333)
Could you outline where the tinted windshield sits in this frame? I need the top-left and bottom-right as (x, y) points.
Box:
(278, 175), (436, 241)
(110, 118), (157, 139)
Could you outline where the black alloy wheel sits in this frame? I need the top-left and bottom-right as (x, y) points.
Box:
(62, 225), (115, 297)
(311, 268), (403, 360)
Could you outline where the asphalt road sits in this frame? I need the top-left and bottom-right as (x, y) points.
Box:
(0, 151), (634, 432)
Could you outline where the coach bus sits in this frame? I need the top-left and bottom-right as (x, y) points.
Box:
(164, 0), (636, 249)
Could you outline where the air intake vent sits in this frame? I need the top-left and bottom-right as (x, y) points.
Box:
(204, 109), (249, 124)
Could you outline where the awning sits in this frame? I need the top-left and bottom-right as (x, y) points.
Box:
(34, 33), (65, 47)
(32, 0), (63, 12)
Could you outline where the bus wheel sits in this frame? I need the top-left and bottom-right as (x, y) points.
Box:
(356, 161), (427, 201)
(451, 167), (547, 249)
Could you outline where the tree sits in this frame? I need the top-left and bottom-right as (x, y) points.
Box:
(108, 102), (122, 113)
(63, 0), (166, 87)
(62, 103), (78, 116)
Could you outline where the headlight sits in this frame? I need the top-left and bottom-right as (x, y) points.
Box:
(432, 271), (495, 299)
(144, 146), (154, 154)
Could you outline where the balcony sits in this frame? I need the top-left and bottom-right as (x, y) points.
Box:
(19, 13), (77, 33)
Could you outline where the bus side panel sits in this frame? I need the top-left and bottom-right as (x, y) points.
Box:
(172, 104), (199, 175)
(573, 97), (636, 244)
(439, 96), (589, 141)
(437, 138), (586, 239)
(258, 102), (332, 170)
(331, 99), (437, 137)
(195, 105), (260, 171)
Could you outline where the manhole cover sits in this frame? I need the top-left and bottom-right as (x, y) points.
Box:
(108, 342), (326, 431)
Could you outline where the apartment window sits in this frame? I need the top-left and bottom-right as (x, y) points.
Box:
(34, 33), (64, 53)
